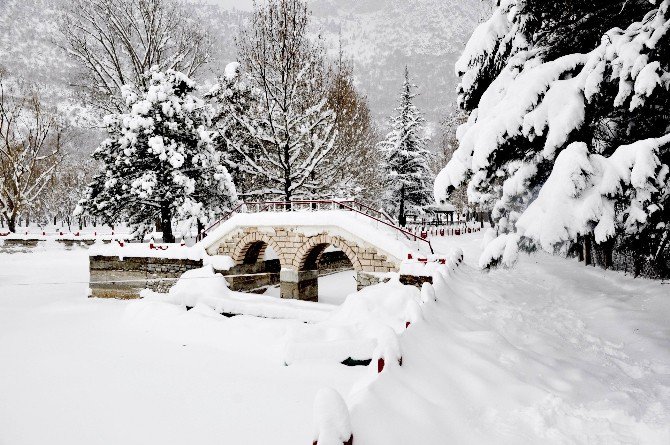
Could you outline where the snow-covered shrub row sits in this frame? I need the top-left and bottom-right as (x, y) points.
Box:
(437, 0), (670, 269)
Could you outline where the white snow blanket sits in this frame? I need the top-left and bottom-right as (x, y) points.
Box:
(1, 233), (668, 444)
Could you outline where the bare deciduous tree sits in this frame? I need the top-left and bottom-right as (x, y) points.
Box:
(326, 49), (383, 205)
(59, 0), (211, 114)
(234, 0), (338, 202)
(0, 78), (64, 232)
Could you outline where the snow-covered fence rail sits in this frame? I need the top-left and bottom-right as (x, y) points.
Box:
(312, 388), (353, 445)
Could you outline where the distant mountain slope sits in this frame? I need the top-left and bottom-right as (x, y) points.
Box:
(310, 0), (487, 132)
(0, 0), (75, 103)
(0, 0), (485, 147)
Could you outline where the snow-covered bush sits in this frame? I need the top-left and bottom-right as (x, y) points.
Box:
(437, 0), (670, 271)
(77, 68), (238, 242)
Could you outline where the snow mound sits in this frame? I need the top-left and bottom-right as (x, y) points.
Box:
(141, 265), (335, 322)
(283, 279), (421, 364)
(313, 388), (352, 445)
(348, 240), (670, 444)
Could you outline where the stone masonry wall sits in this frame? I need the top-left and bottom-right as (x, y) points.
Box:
(210, 226), (399, 274)
(89, 255), (203, 299)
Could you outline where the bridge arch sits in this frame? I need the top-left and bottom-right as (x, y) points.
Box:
(232, 231), (285, 268)
(293, 234), (363, 272)
(208, 222), (401, 302)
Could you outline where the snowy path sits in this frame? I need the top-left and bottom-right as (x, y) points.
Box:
(350, 233), (670, 444)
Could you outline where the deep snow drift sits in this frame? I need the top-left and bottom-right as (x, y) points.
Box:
(350, 233), (670, 444)
(1, 233), (669, 444)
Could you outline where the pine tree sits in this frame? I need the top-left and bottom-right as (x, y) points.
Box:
(76, 68), (238, 242)
(380, 67), (433, 226)
(437, 0), (670, 271)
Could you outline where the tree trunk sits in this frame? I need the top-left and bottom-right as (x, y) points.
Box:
(398, 184), (406, 227)
(284, 143), (292, 210)
(603, 239), (614, 269)
(577, 236), (584, 262)
(583, 235), (592, 266)
(197, 219), (204, 242)
(7, 213), (17, 233)
(284, 172), (292, 211)
(161, 203), (175, 243)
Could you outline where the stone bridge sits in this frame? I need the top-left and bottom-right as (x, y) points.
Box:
(201, 211), (418, 301)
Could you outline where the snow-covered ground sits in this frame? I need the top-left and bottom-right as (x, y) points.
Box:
(1, 232), (669, 444)
(0, 245), (364, 444)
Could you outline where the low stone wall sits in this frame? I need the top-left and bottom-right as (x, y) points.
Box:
(355, 271), (429, 290)
(89, 255), (203, 299)
(1, 239), (41, 248)
(356, 271), (388, 291)
(399, 274), (433, 288)
(224, 272), (279, 293)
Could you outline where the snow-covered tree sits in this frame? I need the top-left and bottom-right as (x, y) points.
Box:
(434, 110), (470, 216)
(205, 62), (261, 198)
(60, 0), (211, 115)
(381, 67), (433, 226)
(233, 0), (338, 202)
(0, 78), (64, 232)
(326, 49), (384, 205)
(76, 68), (238, 242)
(37, 158), (97, 229)
(436, 0), (670, 272)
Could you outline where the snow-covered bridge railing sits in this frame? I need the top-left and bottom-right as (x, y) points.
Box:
(199, 199), (433, 254)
